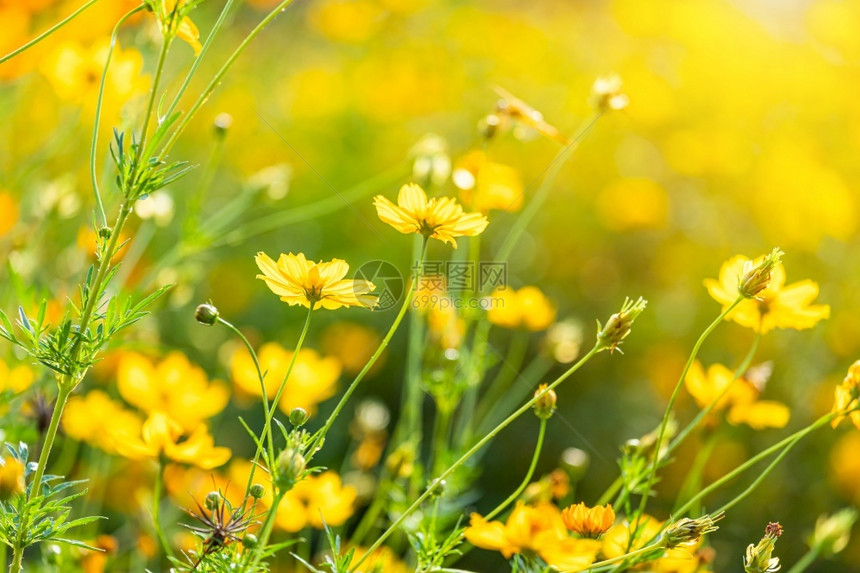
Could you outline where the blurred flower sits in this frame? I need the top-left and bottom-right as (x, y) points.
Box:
(807, 508), (857, 557)
(231, 343), (342, 416)
(685, 361), (790, 430)
(255, 252), (377, 310)
(134, 191), (174, 226)
(116, 352), (229, 432)
(228, 462), (356, 532)
(490, 86), (569, 144)
(63, 390), (143, 453)
(0, 456), (25, 500)
(591, 74), (629, 112)
(114, 411), (231, 469)
(465, 503), (601, 569)
(411, 134), (451, 187)
(0, 358), (34, 395)
(542, 319), (584, 364)
(561, 502), (615, 539)
(374, 183), (489, 248)
(705, 255), (829, 334)
(41, 39), (149, 109)
(453, 150), (524, 213)
(831, 360), (860, 429)
(0, 192), (18, 236)
(349, 546), (410, 573)
(79, 535), (117, 573)
(77, 226), (129, 262)
(596, 178), (669, 231)
(248, 164), (292, 200)
(487, 286), (556, 331)
(427, 303), (466, 350)
(321, 322), (384, 376)
(307, 0), (385, 43)
(149, 0), (202, 54)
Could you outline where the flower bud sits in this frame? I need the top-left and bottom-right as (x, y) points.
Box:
(744, 522), (783, 573)
(664, 511), (725, 549)
(204, 491), (221, 511)
(596, 296), (647, 353)
(533, 384), (557, 420)
(0, 456), (25, 500)
(249, 484), (265, 499)
(590, 75), (629, 112)
(808, 509), (857, 557)
(275, 448), (306, 489)
(738, 248), (783, 300)
(289, 407), (309, 427)
(98, 226), (112, 240)
(242, 533), (258, 549)
(214, 112), (233, 136)
(195, 303), (219, 326)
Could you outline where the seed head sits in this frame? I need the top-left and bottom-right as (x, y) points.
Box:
(738, 248), (783, 300)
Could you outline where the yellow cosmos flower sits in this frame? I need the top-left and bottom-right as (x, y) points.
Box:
(0, 192), (18, 237)
(231, 343), (342, 415)
(373, 183), (489, 248)
(704, 255), (829, 334)
(832, 361), (860, 430)
(114, 411), (231, 470)
(453, 150), (524, 213)
(465, 502), (601, 570)
(154, 0), (202, 55)
(487, 286), (556, 331)
(116, 352), (229, 432)
(63, 391), (143, 453)
(685, 361), (790, 430)
(561, 502), (615, 538)
(321, 322), (384, 376)
(0, 456), (25, 500)
(255, 252), (376, 310)
(227, 462), (356, 532)
(0, 358), (34, 395)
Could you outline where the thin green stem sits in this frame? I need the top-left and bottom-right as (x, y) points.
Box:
(135, 39), (171, 165)
(312, 240), (429, 451)
(630, 296), (743, 536)
(90, 5), (144, 227)
(596, 476), (622, 507)
(248, 490), (284, 568)
(485, 418), (546, 521)
(402, 235), (426, 441)
(430, 406), (452, 476)
(565, 543), (660, 572)
(672, 430), (718, 514)
(350, 344), (601, 572)
(158, 0), (300, 158)
(786, 547), (820, 573)
(0, 0), (102, 65)
(152, 461), (173, 559)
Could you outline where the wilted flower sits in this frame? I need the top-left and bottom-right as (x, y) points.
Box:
(744, 522), (783, 573)
(663, 511), (725, 549)
(373, 183), (488, 248)
(255, 252), (376, 310)
(705, 252), (829, 334)
(595, 297), (647, 353)
(561, 502), (615, 538)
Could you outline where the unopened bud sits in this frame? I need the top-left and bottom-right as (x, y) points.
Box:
(214, 113), (233, 135)
(289, 407), (309, 427)
(738, 248), (783, 299)
(808, 508), (857, 557)
(204, 491), (221, 511)
(98, 226), (112, 240)
(242, 533), (258, 549)
(533, 384), (557, 419)
(275, 448), (306, 489)
(664, 511), (725, 549)
(249, 484), (265, 499)
(590, 75), (629, 112)
(195, 303), (219, 326)
(596, 297), (647, 353)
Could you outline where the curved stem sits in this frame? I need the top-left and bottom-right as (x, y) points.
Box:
(312, 240), (429, 451)
(630, 296), (743, 536)
(0, 0), (102, 65)
(350, 344), (601, 572)
(90, 5), (144, 227)
(485, 418), (546, 520)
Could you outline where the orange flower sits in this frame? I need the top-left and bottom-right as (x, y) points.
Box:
(561, 502), (615, 538)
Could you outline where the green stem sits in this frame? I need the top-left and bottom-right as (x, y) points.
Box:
(90, 5), (144, 227)
(312, 241), (429, 451)
(11, 544), (23, 572)
(217, 317), (273, 500)
(350, 344), (601, 572)
(135, 38), (171, 165)
(666, 331), (761, 457)
(569, 543), (661, 572)
(630, 296), (743, 537)
(402, 235), (426, 441)
(430, 406), (452, 476)
(152, 461), (173, 559)
(25, 384), (72, 506)
(596, 475), (623, 507)
(786, 547), (820, 573)
(248, 490), (284, 568)
(484, 418), (546, 521)
(0, 0), (102, 65)
(158, 0), (300, 158)
(672, 430), (718, 514)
